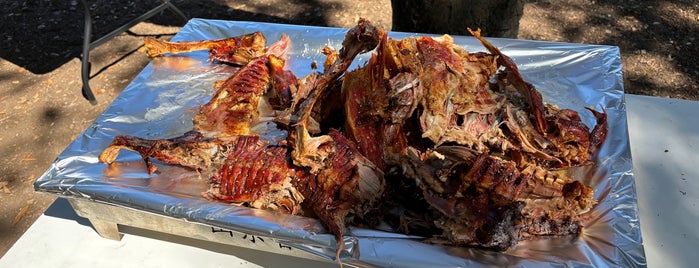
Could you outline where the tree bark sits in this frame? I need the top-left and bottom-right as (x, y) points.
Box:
(390, 0), (524, 38)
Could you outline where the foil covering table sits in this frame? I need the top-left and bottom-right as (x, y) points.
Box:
(29, 19), (647, 267)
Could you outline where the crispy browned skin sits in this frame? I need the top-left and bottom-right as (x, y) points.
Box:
(207, 135), (306, 215)
(98, 131), (223, 174)
(144, 31), (267, 65)
(586, 106), (608, 156)
(193, 55), (272, 137)
(193, 35), (295, 137)
(342, 30), (391, 171)
(296, 130), (384, 261)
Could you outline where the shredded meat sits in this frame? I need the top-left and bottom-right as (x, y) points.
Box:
(338, 26), (606, 250)
(99, 19), (607, 258)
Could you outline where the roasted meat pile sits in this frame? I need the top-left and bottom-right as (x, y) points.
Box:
(353, 28), (607, 250)
(99, 19), (607, 257)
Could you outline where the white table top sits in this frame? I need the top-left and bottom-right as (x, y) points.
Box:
(2, 94), (698, 267)
(625, 94), (699, 268)
(0, 198), (333, 268)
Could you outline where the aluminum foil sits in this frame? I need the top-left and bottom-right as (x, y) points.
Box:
(34, 18), (646, 267)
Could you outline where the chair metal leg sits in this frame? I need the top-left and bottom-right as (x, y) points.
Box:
(79, 0), (189, 104)
(81, 0), (97, 104)
(162, 0), (189, 23)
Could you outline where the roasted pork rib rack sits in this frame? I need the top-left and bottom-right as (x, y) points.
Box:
(100, 19), (607, 258)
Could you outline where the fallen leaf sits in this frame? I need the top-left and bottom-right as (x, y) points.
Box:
(0, 181), (12, 194)
(12, 201), (33, 225)
(21, 153), (37, 161)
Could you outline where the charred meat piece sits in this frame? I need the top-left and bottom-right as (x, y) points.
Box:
(342, 30), (394, 170)
(193, 54), (283, 137)
(99, 131), (306, 214)
(144, 32), (267, 65)
(296, 130), (384, 260)
(384, 35), (503, 145)
(99, 128), (384, 259)
(398, 145), (595, 249)
(586, 106), (608, 156)
(469, 28), (608, 166)
(277, 18), (384, 260)
(193, 55), (272, 137)
(193, 35), (296, 138)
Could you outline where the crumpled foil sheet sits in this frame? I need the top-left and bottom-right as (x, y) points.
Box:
(34, 18), (646, 267)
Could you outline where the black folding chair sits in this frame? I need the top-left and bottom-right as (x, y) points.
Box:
(80, 0), (188, 104)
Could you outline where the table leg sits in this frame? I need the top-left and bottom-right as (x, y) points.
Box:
(87, 217), (123, 240)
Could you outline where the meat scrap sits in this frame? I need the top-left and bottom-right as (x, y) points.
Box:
(99, 19), (607, 259)
(143, 32), (267, 65)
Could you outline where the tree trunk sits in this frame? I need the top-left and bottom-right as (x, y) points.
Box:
(390, 0), (524, 38)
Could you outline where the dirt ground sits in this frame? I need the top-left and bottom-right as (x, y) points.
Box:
(1, 0), (697, 258)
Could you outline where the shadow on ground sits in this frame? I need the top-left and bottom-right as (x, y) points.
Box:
(0, 0), (338, 75)
(522, 0), (698, 99)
